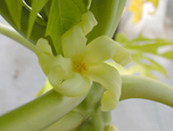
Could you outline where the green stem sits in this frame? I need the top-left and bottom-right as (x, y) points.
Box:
(108, 0), (127, 37)
(120, 75), (173, 107)
(45, 82), (111, 131)
(0, 23), (36, 52)
(44, 111), (84, 131)
(0, 90), (87, 131)
(87, 0), (119, 43)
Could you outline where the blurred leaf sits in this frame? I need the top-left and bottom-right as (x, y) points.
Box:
(130, 54), (163, 79)
(116, 33), (173, 79)
(45, 0), (87, 54)
(115, 33), (129, 43)
(5, 0), (22, 29)
(161, 51), (173, 60)
(145, 57), (168, 77)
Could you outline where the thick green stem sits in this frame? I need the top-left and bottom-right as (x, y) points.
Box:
(45, 83), (112, 131)
(44, 111), (84, 131)
(108, 0), (127, 37)
(87, 0), (119, 43)
(0, 23), (36, 52)
(0, 90), (87, 131)
(120, 75), (173, 107)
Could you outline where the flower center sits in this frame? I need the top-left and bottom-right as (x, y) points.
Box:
(74, 63), (88, 73)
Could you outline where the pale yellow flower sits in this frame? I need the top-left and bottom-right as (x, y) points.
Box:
(36, 11), (132, 111)
(129, 0), (159, 23)
(129, 0), (144, 23)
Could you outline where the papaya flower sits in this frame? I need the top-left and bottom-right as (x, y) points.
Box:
(36, 11), (132, 111)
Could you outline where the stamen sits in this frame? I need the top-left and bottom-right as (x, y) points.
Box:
(75, 63), (88, 73)
(60, 79), (65, 84)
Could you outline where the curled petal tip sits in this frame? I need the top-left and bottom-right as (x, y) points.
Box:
(80, 11), (98, 35)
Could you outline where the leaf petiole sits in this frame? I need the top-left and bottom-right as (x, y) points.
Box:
(121, 75), (173, 108)
(0, 23), (36, 52)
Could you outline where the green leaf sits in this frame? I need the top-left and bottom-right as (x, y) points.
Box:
(5, 0), (23, 29)
(45, 0), (87, 54)
(115, 33), (129, 44)
(129, 54), (159, 79)
(130, 56), (168, 79)
(145, 57), (168, 78)
(0, 0), (46, 45)
(116, 33), (173, 79)
(162, 51), (173, 60)
(27, 0), (49, 38)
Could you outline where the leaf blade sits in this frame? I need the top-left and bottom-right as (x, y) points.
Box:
(45, 0), (87, 54)
(27, 0), (49, 38)
(5, 0), (23, 29)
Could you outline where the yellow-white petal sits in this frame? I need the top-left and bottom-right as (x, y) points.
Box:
(35, 38), (59, 75)
(61, 25), (87, 59)
(87, 63), (121, 111)
(110, 125), (119, 131)
(48, 70), (92, 97)
(36, 38), (53, 56)
(101, 91), (117, 112)
(35, 52), (53, 75)
(79, 11), (97, 35)
(48, 55), (73, 79)
(83, 36), (132, 66)
(84, 36), (116, 65)
(112, 49), (132, 66)
(61, 11), (97, 59)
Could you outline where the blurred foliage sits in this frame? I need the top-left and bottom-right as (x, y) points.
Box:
(129, 0), (159, 23)
(115, 33), (173, 79)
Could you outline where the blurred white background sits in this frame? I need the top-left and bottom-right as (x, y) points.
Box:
(113, 0), (173, 131)
(0, 16), (46, 114)
(0, 0), (173, 130)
